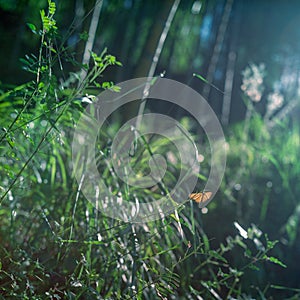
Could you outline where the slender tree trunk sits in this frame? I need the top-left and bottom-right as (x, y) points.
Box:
(135, 0), (181, 129)
(74, 0), (85, 61)
(122, 0), (179, 123)
(221, 51), (236, 125)
(221, 0), (241, 125)
(202, 0), (234, 100)
(133, 0), (176, 78)
(115, 1), (142, 82)
(79, 0), (103, 83)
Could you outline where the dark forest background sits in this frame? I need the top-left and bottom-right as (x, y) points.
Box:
(1, 0), (300, 122)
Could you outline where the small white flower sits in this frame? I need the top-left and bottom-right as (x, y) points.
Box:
(241, 63), (266, 102)
(267, 91), (284, 113)
(81, 94), (96, 103)
(234, 221), (248, 239)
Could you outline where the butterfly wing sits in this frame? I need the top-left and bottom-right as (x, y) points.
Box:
(189, 193), (202, 203)
(189, 192), (212, 204)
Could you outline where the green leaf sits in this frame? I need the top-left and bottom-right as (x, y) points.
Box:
(248, 264), (260, 271)
(40, 9), (45, 19)
(110, 85), (121, 92)
(50, 47), (57, 53)
(267, 256), (287, 268)
(79, 31), (89, 41)
(193, 73), (209, 84)
(48, 0), (56, 15)
(102, 81), (113, 89)
(193, 73), (224, 94)
(202, 232), (210, 252)
(208, 250), (228, 263)
(93, 81), (101, 88)
(27, 23), (37, 33)
(270, 285), (300, 292)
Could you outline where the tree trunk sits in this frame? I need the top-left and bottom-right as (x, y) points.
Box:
(121, 0), (177, 123)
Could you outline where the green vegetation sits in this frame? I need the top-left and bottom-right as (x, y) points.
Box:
(0, 1), (300, 299)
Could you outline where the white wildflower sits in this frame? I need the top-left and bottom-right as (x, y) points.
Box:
(241, 63), (266, 102)
(267, 91), (284, 114)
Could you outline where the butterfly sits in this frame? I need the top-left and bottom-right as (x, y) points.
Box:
(189, 191), (212, 204)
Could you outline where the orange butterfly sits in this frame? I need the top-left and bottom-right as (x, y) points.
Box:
(189, 191), (212, 204)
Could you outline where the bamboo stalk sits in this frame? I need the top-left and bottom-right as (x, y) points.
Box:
(79, 0), (103, 82)
(202, 0), (234, 100)
(221, 51), (236, 125)
(135, 0), (181, 130)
